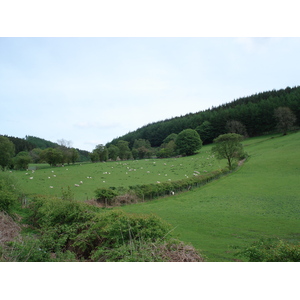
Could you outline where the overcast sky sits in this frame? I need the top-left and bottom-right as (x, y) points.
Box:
(1, 37), (300, 151)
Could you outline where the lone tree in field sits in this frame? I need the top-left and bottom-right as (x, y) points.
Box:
(274, 107), (297, 135)
(211, 133), (244, 169)
(175, 129), (202, 156)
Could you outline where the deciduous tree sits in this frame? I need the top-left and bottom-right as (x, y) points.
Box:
(211, 133), (244, 169)
(226, 120), (248, 137)
(14, 151), (32, 170)
(175, 129), (202, 156)
(40, 148), (63, 167)
(274, 107), (297, 135)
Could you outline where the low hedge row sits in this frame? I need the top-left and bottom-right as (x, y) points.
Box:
(127, 167), (232, 201)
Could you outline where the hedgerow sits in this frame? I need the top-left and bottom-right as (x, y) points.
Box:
(127, 167), (231, 201)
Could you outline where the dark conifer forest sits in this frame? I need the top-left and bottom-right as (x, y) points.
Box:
(107, 86), (300, 148)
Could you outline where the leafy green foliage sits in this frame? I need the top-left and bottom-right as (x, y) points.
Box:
(175, 129), (202, 156)
(235, 238), (300, 262)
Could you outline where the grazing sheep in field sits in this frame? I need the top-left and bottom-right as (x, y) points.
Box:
(50, 186), (53, 188)
(170, 191), (175, 195)
(74, 184), (80, 187)
(80, 181), (83, 184)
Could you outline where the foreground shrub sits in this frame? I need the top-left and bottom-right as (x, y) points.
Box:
(28, 195), (94, 228)
(235, 238), (300, 262)
(71, 210), (172, 259)
(4, 194), (204, 262)
(0, 173), (21, 214)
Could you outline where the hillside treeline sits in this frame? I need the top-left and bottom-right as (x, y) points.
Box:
(108, 86), (300, 148)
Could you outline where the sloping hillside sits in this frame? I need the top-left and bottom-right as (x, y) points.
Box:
(120, 131), (300, 261)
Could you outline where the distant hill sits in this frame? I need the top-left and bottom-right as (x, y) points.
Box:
(25, 135), (60, 149)
(1, 135), (90, 162)
(107, 86), (300, 148)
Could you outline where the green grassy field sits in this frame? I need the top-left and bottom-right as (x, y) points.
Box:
(11, 145), (227, 201)
(120, 132), (300, 261)
(9, 132), (300, 261)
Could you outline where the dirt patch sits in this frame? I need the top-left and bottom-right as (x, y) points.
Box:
(238, 158), (246, 166)
(0, 212), (22, 245)
(159, 242), (206, 262)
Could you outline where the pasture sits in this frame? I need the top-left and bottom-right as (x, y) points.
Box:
(11, 145), (227, 201)
(120, 132), (300, 261)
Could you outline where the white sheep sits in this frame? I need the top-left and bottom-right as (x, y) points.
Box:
(74, 184), (80, 187)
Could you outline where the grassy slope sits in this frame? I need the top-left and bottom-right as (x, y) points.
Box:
(120, 132), (300, 261)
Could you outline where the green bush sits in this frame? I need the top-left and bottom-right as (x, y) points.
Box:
(94, 187), (118, 206)
(71, 210), (172, 260)
(236, 238), (300, 262)
(28, 195), (94, 228)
